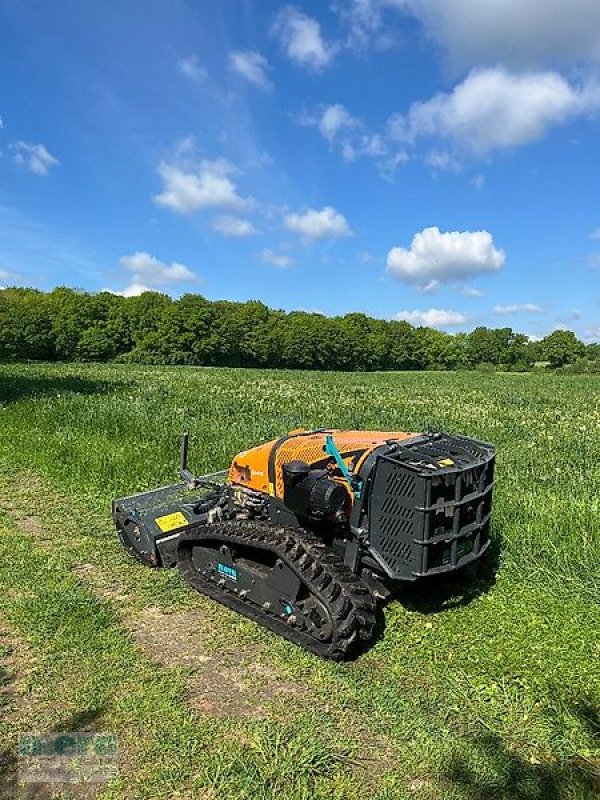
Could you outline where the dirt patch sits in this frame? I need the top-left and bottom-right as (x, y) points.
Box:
(128, 606), (304, 719)
(73, 563), (131, 604)
(1, 502), (49, 541)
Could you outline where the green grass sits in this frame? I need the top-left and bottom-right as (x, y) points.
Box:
(0, 362), (599, 799)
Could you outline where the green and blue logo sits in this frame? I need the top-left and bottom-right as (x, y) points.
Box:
(217, 563), (237, 581)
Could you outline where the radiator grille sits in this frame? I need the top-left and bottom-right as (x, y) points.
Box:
(367, 436), (495, 579)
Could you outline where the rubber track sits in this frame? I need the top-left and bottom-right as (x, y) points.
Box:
(177, 520), (377, 660)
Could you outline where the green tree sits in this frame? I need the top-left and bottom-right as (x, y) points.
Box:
(540, 330), (585, 368)
(0, 288), (53, 360)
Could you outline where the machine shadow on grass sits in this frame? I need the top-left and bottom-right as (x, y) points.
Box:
(352, 529), (501, 657)
(389, 523), (502, 618)
(0, 688), (107, 800)
(441, 725), (600, 800)
(0, 373), (128, 406)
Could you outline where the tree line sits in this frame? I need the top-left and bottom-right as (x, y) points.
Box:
(0, 287), (597, 372)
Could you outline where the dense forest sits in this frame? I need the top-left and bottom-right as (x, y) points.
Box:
(0, 287), (598, 372)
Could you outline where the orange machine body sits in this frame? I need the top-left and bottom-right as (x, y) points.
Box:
(228, 428), (417, 500)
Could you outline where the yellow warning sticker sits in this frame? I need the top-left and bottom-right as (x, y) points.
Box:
(438, 458), (455, 467)
(155, 511), (188, 532)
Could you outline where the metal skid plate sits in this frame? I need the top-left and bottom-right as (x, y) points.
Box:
(112, 475), (227, 567)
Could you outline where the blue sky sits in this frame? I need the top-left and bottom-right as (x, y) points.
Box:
(1, 0), (599, 341)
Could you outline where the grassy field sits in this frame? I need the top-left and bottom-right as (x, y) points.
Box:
(0, 362), (599, 800)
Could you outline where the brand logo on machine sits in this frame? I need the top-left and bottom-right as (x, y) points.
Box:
(217, 563), (237, 581)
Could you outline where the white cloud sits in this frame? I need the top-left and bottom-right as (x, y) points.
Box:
(105, 282), (154, 298)
(120, 252), (199, 290)
(334, 0), (390, 50)
(0, 115), (3, 129)
(177, 55), (207, 81)
(154, 158), (250, 215)
(272, 7), (336, 70)
(461, 286), (485, 298)
(11, 141), (59, 175)
(394, 308), (467, 328)
(424, 149), (461, 172)
(493, 303), (545, 316)
(589, 227), (600, 240)
(284, 206), (353, 241)
(318, 104), (359, 141)
(261, 248), (293, 268)
(398, 0), (600, 71)
(211, 215), (258, 237)
(389, 67), (600, 157)
(229, 50), (272, 91)
(471, 174), (486, 190)
(303, 106), (404, 174)
(387, 226), (505, 288)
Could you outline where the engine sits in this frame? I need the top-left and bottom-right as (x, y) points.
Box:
(227, 428), (495, 582)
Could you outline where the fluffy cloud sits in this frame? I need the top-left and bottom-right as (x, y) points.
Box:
(284, 206), (353, 241)
(107, 283), (153, 298)
(387, 227), (505, 288)
(398, 0), (600, 71)
(106, 251), (199, 297)
(261, 248), (293, 268)
(11, 141), (59, 175)
(229, 50), (272, 91)
(394, 308), (467, 328)
(177, 55), (207, 81)
(211, 216), (258, 237)
(272, 7), (336, 70)
(334, 0), (389, 50)
(493, 303), (545, 316)
(317, 104), (359, 141)
(154, 158), (250, 214)
(589, 227), (600, 240)
(121, 251), (198, 285)
(389, 67), (600, 156)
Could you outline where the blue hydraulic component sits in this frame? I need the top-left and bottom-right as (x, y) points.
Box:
(324, 433), (363, 498)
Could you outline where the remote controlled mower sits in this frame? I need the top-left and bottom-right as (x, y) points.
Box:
(113, 428), (495, 659)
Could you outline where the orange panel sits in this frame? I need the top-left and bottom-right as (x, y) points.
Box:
(228, 428), (417, 499)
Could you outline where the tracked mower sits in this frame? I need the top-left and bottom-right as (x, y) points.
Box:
(113, 428), (495, 659)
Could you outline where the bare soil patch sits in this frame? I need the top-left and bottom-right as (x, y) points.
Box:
(127, 606), (304, 719)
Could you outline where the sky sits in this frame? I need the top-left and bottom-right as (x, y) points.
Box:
(0, 0), (599, 341)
